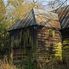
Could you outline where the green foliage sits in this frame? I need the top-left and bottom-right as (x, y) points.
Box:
(0, 0), (10, 57)
(0, 0), (5, 21)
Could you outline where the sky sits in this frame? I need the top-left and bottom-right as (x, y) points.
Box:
(3, 0), (69, 5)
(3, 0), (8, 6)
(3, 0), (69, 7)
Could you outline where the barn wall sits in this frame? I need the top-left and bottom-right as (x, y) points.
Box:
(36, 27), (62, 69)
(10, 28), (38, 69)
(10, 26), (62, 69)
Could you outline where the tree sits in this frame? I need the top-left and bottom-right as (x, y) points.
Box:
(0, 0), (10, 59)
(8, 0), (38, 19)
(0, 0), (5, 22)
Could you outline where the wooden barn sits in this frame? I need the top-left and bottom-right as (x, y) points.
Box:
(9, 8), (62, 69)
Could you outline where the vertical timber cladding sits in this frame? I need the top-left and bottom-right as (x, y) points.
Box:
(36, 27), (62, 68)
(22, 27), (37, 69)
(11, 27), (38, 69)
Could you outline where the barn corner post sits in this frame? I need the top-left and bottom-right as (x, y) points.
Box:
(32, 26), (38, 69)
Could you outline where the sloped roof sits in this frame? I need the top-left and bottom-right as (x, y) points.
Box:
(34, 9), (60, 29)
(54, 5), (69, 29)
(9, 8), (61, 31)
